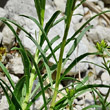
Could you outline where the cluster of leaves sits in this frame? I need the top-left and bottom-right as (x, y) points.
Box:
(0, 0), (110, 110)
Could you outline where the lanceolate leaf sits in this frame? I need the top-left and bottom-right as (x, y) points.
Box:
(65, 0), (77, 24)
(66, 25), (93, 57)
(27, 50), (47, 110)
(0, 80), (11, 105)
(82, 105), (101, 110)
(0, 79), (22, 110)
(0, 62), (15, 89)
(60, 52), (98, 81)
(40, 10), (61, 46)
(34, 0), (46, 26)
(14, 76), (26, 104)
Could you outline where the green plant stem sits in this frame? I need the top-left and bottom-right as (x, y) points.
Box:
(50, 0), (76, 107)
(22, 30), (45, 110)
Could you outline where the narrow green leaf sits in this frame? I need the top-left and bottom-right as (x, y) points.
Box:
(14, 76), (26, 104)
(60, 52), (98, 82)
(0, 62), (15, 89)
(27, 50), (47, 110)
(75, 84), (110, 94)
(34, 0), (46, 26)
(0, 78), (22, 110)
(40, 11), (61, 46)
(44, 35), (60, 53)
(67, 25), (93, 57)
(82, 105), (101, 110)
(82, 61), (106, 70)
(0, 79), (11, 105)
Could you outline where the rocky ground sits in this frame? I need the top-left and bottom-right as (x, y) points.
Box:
(0, 0), (110, 110)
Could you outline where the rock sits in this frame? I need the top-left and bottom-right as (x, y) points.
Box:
(94, 80), (102, 84)
(107, 94), (110, 102)
(19, 29), (36, 55)
(98, 81), (109, 96)
(5, 0), (36, 17)
(75, 105), (83, 110)
(54, 0), (66, 12)
(2, 22), (17, 51)
(0, 7), (7, 26)
(0, 96), (9, 110)
(10, 74), (19, 84)
(56, 84), (66, 101)
(84, 92), (94, 106)
(86, 25), (110, 43)
(7, 55), (24, 74)
(102, 0), (110, 4)
(74, 98), (85, 105)
(87, 0), (99, 3)
(98, 87), (109, 96)
(101, 71), (110, 82)
(31, 95), (44, 110)
(98, 1), (104, 9)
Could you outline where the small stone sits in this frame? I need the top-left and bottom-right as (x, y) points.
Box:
(98, 87), (108, 96)
(7, 56), (24, 74)
(74, 97), (84, 105)
(75, 105), (83, 110)
(0, 96), (9, 110)
(19, 27), (36, 55)
(32, 95), (44, 109)
(98, 1), (104, 9)
(54, 0), (66, 12)
(0, 8), (7, 26)
(101, 71), (110, 82)
(72, 1), (84, 24)
(87, 0), (99, 3)
(87, 25), (110, 43)
(94, 80), (102, 84)
(10, 74), (19, 84)
(2, 22), (17, 51)
(85, 92), (94, 106)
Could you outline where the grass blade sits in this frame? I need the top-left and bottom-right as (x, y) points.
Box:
(82, 105), (101, 110)
(27, 50), (47, 110)
(40, 11), (61, 46)
(44, 35), (60, 53)
(0, 78), (22, 110)
(14, 76), (26, 104)
(60, 52), (98, 81)
(0, 62), (15, 89)
(66, 25), (93, 57)
(0, 79), (11, 105)
(34, 0), (45, 26)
